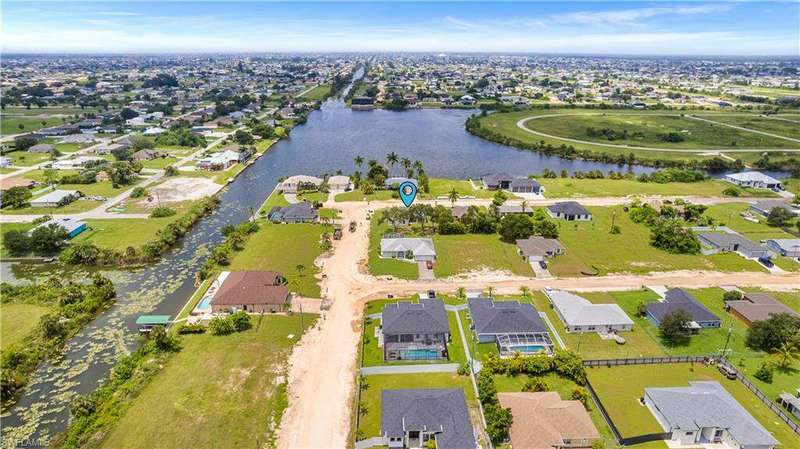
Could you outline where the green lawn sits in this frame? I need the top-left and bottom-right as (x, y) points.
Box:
(72, 216), (184, 251)
(259, 189), (290, 215)
(531, 290), (667, 359)
(299, 84), (331, 100)
(361, 308), (467, 367)
(696, 114), (800, 139)
(0, 303), (51, 351)
(228, 222), (332, 297)
(140, 157), (179, 169)
(587, 363), (800, 446)
(367, 212), (419, 280)
(539, 178), (775, 199)
(547, 206), (766, 277)
(336, 178), (498, 202)
(99, 314), (316, 449)
(6, 151), (54, 166)
(1, 116), (64, 136)
(335, 189), (395, 203)
(432, 234), (534, 278)
(356, 373), (477, 440)
(297, 191), (328, 203)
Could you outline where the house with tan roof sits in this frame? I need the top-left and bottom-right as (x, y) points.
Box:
(498, 392), (600, 449)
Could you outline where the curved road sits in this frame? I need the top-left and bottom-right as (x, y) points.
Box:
(515, 112), (800, 154)
(276, 198), (800, 449)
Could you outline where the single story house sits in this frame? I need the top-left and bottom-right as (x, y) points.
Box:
(28, 143), (55, 153)
(142, 127), (166, 136)
(132, 149), (167, 161)
(380, 237), (436, 262)
(725, 171), (783, 190)
(51, 156), (104, 170)
(30, 189), (82, 208)
(698, 232), (772, 259)
(327, 175), (352, 191)
(778, 389), (800, 420)
(498, 204), (535, 216)
(278, 175), (323, 193)
(93, 142), (129, 155)
(451, 205), (469, 219)
(749, 200), (799, 217)
(0, 177), (35, 194)
(516, 237), (564, 262)
(59, 134), (97, 144)
(268, 202), (318, 223)
(381, 299), (449, 361)
(544, 288), (633, 333)
(645, 381), (777, 449)
(210, 271), (289, 314)
(30, 218), (87, 239)
(765, 238), (800, 258)
(197, 150), (242, 171)
(508, 178), (543, 194)
(646, 288), (721, 330)
(498, 392), (600, 449)
(482, 173), (513, 190)
(381, 389), (475, 449)
(468, 298), (553, 355)
(726, 292), (799, 326)
(547, 201), (592, 221)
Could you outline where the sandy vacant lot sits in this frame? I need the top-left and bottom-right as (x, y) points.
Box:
(145, 177), (222, 205)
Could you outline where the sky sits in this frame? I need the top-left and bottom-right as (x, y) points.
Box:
(2, 1), (799, 55)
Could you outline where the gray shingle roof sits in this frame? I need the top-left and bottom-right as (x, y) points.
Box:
(381, 388), (474, 449)
(646, 381), (777, 447)
(698, 232), (764, 253)
(382, 299), (449, 335)
(547, 201), (590, 216)
(468, 298), (548, 335)
(646, 288), (720, 324)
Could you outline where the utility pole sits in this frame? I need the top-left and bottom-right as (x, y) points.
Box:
(610, 210), (616, 233)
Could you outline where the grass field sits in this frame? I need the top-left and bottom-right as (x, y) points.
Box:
(258, 189), (290, 215)
(228, 222), (332, 297)
(547, 206), (766, 277)
(299, 84), (331, 100)
(367, 212), (419, 280)
(6, 150), (54, 167)
(432, 234), (534, 278)
(0, 303), (50, 351)
(696, 114), (800, 139)
(72, 216), (185, 250)
(1, 116), (65, 136)
(524, 113), (799, 149)
(336, 178), (498, 202)
(99, 314), (316, 449)
(587, 363), (800, 446)
(361, 309), (467, 366)
(538, 178), (776, 198)
(478, 110), (795, 163)
(356, 373), (477, 440)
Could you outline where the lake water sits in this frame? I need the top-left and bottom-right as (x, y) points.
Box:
(1, 71), (658, 445)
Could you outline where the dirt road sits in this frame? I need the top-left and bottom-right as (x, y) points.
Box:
(276, 198), (800, 449)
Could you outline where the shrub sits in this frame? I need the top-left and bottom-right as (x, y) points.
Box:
(230, 311), (252, 332)
(522, 376), (549, 392)
(209, 316), (235, 335)
(722, 290), (743, 302)
(484, 403), (513, 442)
(177, 323), (206, 334)
(754, 361), (774, 383)
(571, 387), (590, 407)
(722, 186), (741, 197)
(150, 206), (177, 218)
(130, 186), (148, 198)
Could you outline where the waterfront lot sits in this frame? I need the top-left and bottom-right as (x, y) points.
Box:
(587, 363), (800, 446)
(72, 215), (189, 251)
(99, 314), (316, 449)
(299, 84), (331, 100)
(0, 303), (50, 351)
(547, 206), (766, 277)
(228, 222), (332, 297)
(538, 178), (775, 198)
(335, 178), (496, 202)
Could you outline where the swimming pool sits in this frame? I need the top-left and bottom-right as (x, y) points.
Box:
(510, 345), (546, 354)
(196, 295), (212, 310)
(402, 348), (439, 360)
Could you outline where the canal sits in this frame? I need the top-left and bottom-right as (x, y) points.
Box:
(1, 71), (655, 445)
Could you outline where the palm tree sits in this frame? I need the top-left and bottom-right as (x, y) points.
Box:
(354, 155), (364, 169)
(519, 286), (530, 298)
(448, 188), (459, 205)
(773, 342), (800, 369)
(412, 160), (424, 175)
(386, 152), (399, 172)
(457, 287), (466, 300)
(521, 200), (528, 213)
(487, 286), (495, 297)
(401, 157), (412, 171)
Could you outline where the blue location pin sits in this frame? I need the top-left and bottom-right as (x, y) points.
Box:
(398, 181), (417, 208)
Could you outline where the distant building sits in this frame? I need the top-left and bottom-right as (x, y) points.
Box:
(278, 175), (323, 193)
(725, 171), (783, 190)
(351, 96), (375, 110)
(30, 217), (87, 239)
(749, 200), (800, 217)
(482, 173), (513, 190)
(28, 143), (54, 153)
(508, 178), (542, 194)
(726, 292), (799, 326)
(30, 189), (82, 208)
(645, 288), (721, 330)
(765, 239), (800, 258)
(326, 175), (352, 191)
(196, 150), (242, 171)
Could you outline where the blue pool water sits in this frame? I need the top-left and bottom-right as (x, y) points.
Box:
(403, 349), (439, 359)
(197, 295), (212, 310)
(512, 345), (546, 354)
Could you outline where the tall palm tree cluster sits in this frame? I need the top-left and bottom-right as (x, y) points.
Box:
(350, 152), (428, 192)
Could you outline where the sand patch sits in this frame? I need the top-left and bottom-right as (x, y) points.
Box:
(145, 177), (222, 206)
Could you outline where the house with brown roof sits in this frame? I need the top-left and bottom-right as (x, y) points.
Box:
(210, 271), (290, 314)
(725, 292), (799, 326)
(498, 392), (600, 449)
(516, 237), (565, 262)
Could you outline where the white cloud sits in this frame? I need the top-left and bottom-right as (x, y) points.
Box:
(95, 12), (143, 17)
(553, 4), (731, 25)
(443, 16), (486, 31)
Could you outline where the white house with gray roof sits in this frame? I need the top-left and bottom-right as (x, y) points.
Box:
(766, 239), (800, 258)
(645, 381), (777, 449)
(380, 388), (476, 449)
(380, 237), (436, 262)
(381, 299), (450, 361)
(467, 298), (553, 356)
(698, 232), (772, 260)
(547, 201), (592, 221)
(544, 288), (633, 333)
(30, 189), (82, 208)
(725, 171), (783, 191)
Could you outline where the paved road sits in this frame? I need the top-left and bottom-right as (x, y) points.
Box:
(359, 363), (460, 375)
(516, 112), (800, 153)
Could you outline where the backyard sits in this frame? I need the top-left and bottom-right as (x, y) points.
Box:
(98, 314), (316, 449)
